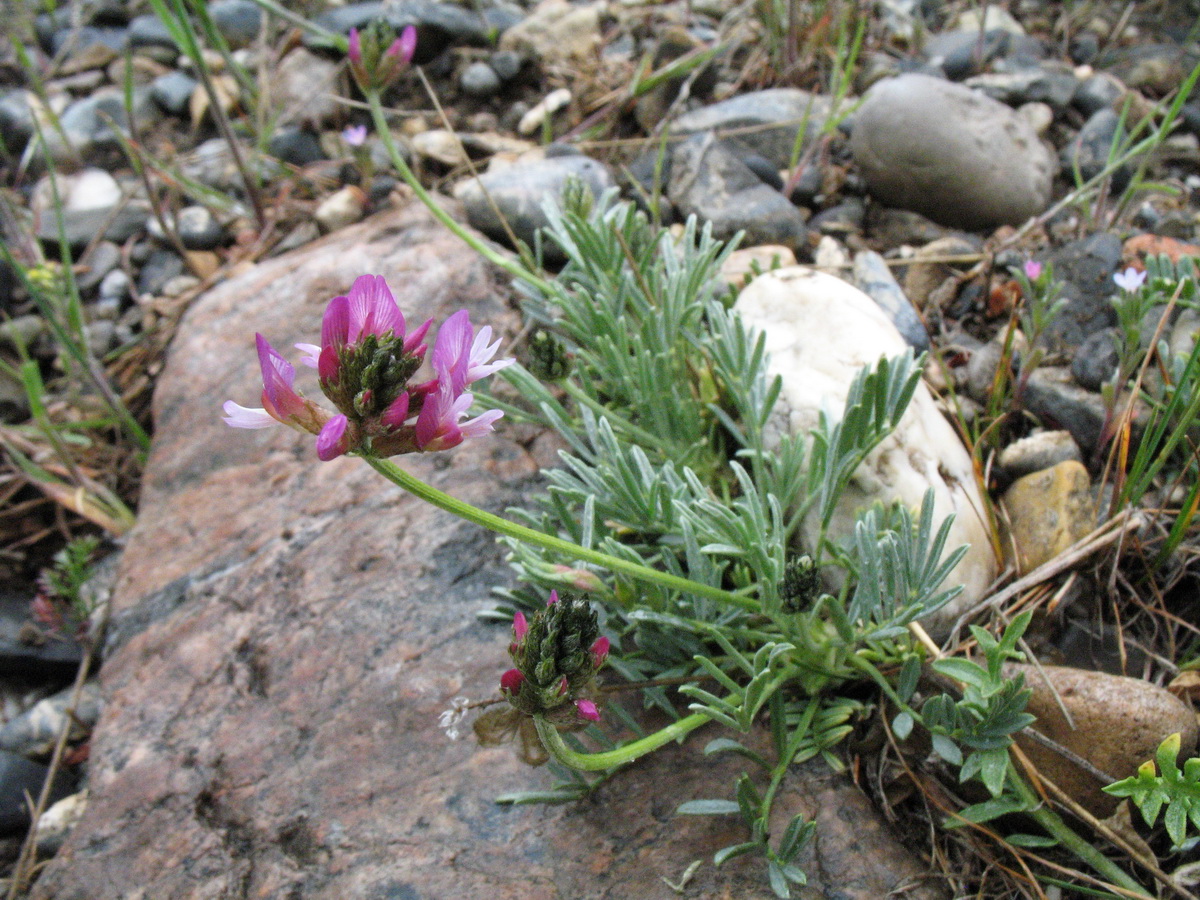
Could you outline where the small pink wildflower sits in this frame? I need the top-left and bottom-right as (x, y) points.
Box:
(347, 23), (417, 91)
(342, 124), (368, 147)
(513, 611), (528, 642)
(500, 669), (524, 695)
(590, 636), (610, 668)
(1023, 260), (1043, 281)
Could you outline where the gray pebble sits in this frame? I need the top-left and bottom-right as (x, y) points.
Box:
(1071, 328), (1121, 391)
(151, 71), (198, 117)
(998, 430), (1083, 480)
(99, 268), (130, 302)
(489, 50), (524, 81)
(209, 0), (262, 49)
(460, 62), (502, 98)
(852, 250), (929, 351)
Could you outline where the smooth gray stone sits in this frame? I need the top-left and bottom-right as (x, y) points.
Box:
(42, 87), (162, 163)
(460, 62), (502, 98)
(669, 88), (832, 168)
(852, 250), (929, 351)
(0, 89), (35, 151)
(36, 204), (151, 249)
(1064, 108), (1130, 193)
(1046, 232), (1123, 349)
(151, 71), (197, 116)
(209, 0), (262, 48)
(455, 154), (616, 256)
(1071, 327), (1121, 391)
(965, 64), (1079, 109)
(127, 13), (176, 50)
(0, 750), (73, 834)
(850, 74), (1055, 231)
(667, 134), (809, 252)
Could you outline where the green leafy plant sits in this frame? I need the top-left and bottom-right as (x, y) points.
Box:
(1105, 733), (1200, 850)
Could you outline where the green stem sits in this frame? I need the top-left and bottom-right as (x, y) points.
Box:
(1007, 765), (1150, 897)
(363, 455), (758, 612)
(534, 711), (711, 772)
(363, 89), (555, 296)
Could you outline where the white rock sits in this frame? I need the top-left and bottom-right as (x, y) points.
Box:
(518, 88), (572, 136)
(313, 186), (366, 233)
(36, 790), (88, 855)
(734, 267), (997, 631)
(411, 129), (470, 167)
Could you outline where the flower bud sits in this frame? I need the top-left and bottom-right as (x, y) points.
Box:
(347, 22), (417, 92)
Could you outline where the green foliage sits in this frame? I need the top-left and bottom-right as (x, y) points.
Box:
(1105, 733), (1200, 849)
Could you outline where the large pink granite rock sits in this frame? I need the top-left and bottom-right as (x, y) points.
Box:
(31, 202), (945, 899)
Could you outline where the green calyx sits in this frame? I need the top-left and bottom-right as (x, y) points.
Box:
(322, 333), (422, 423)
(508, 596), (600, 718)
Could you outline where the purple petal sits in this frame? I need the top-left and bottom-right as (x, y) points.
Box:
(380, 391), (411, 430)
(342, 124), (368, 147)
(390, 25), (418, 65)
(404, 317), (433, 356)
(465, 325), (514, 383)
(1023, 260), (1042, 281)
(458, 408), (503, 439)
(295, 343), (321, 368)
(347, 27), (361, 64)
(256, 334), (306, 422)
(316, 414), (351, 461)
(431, 310), (472, 392)
(575, 699), (600, 722)
(500, 668), (524, 694)
(321, 294), (351, 351)
(347, 274), (404, 343)
(513, 611), (528, 641)
(222, 401), (275, 429)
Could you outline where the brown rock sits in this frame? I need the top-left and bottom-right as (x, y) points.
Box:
(1011, 663), (1199, 817)
(1001, 460), (1096, 573)
(32, 202), (946, 900)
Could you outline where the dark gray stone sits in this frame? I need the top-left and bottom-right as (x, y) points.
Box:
(667, 134), (809, 252)
(853, 250), (929, 351)
(150, 71), (197, 116)
(924, 29), (1009, 80)
(809, 198), (865, 236)
(1022, 366), (1111, 457)
(1046, 232), (1123, 350)
(1071, 327), (1121, 391)
(43, 87), (162, 163)
(209, 0), (262, 49)
(306, 1), (493, 61)
(137, 249), (186, 296)
(148, 206), (226, 251)
(1072, 72), (1124, 117)
(77, 242), (122, 291)
(489, 49), (524, 81)
(669, 88), (832, 169)
(267, 127), (327, 167)
(0, 90), (36, 152)
(455, 154), (616, 254)
(459, 61), (501, 98)
(1064, 108), (1131, 194)
(0, 751), (74, 835)
(965, 64), (1079, 109)
(49, 25), (127, 57)
(127, 13), (176, 51)
(0, 594), (84, 681)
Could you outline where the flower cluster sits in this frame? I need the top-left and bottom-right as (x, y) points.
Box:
(347, 22), (417, 92)
(223, 274), (512, 460)
(500, 591), (610, 725)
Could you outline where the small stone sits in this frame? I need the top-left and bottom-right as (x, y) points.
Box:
(850, 74), (1056, 231)
(852, 250), (929, 351)
(1010, 663), (1198, 816)
(0, 316), (48, 351)
(0, 683), (101, 757)
(128, 13), (177, 51)
(151, 70), (198, 116)
(86, 320), (117, 356)
(268, 127), (327, 167)
(138, 249), (186, 296)
(1022, 367), (1112, 457)
(1047, 232), (1123, 349)
(411, 129), (469, 167)
(499, 0), (603, 69)
(489, 50), (524, 82)
(667, 134), (809, 253)
(720, 245), (798, 290)
(1016, 101), (1054, 136)
(1002, 460), (1095, 573)
(269, 48), (341, 127)
(176, 206), (226, 251)
(0, 751), (73, 835)
(1065, 108), (1130, 194)
(455, 153), (616, 256)
(902, 236), (980, 310)
(1072, 72), (1125, 117)
(209, 0), (262, 49)
(99, 269), (131, 302)
(953, 5), (1023, 33)
(36, 791), (88, 856)
(1071, 327), (1120, 391)
(996, 431), (1081, 480)
(813, 235), (851, 271)
(670, 88), (832, 169)
(184, 251), (221, 280)
(518, 88), (572, 136)
(0, 89), (37, 151)
(965, 65), (1078, 109)
(314, 186), (367, 233)
(460, 62), (502, 98)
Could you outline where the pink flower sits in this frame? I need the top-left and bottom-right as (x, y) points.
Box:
(513, 611), (528, 642)
(590, 636), (610, 668)
(575, 699), (600, 722)
(223, 335), (322, 432)
(413, 380), (503, 451)
(1023, 260), (1042, 281)
(316, 414), (352, 461)
(389, 26), (418, 67)
(500, 668), (524, 695)
(347, 26), (362, 65)
(342, 124), (368, 147)
(347, 24), (417, 91)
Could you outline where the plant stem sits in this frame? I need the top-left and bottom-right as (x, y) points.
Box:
(363, 89), (555, 296)
(363, 455), (758, 612)
(534, 711), (711, 772)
